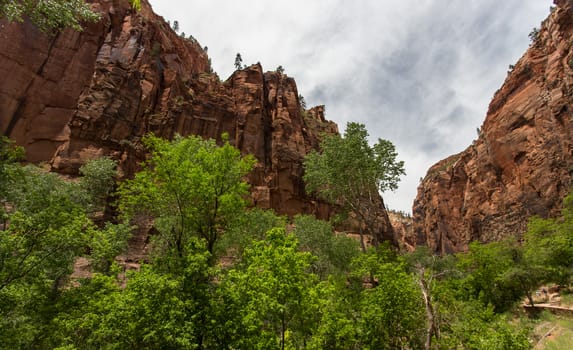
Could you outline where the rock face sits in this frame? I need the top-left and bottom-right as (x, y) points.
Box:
(413, 0), (573, 254)
(388, 211), (414, 252)
(0, 0), (395, 243)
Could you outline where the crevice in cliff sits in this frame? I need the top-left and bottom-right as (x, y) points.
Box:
(4, 33), (60, 137)
(261, 72), (273, 172)
(509, 114), (536, 131)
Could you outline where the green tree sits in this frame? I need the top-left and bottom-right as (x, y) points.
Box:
(54, 268), (192, 349)
(118, 134), (256, 264)
(292, 215), (359, 279)
(351, 247), (425, 349)
(298, 94), (307, 109)
(0, 166), (89, 289)
(403, 246), (459, 350)
(217, 228), (322, 349)
(437, 298), (531, 350)
(217, 208), (285, 261)
(529, 27), (540, 43)
(0, 136), (24, 172)
(307, 276), (361, 350)
(524, 193), (573, 286)
(86, 222), (130, 274)
(0, 137), (24, 229)
(77, 157), (117, 214)
(0, 0), (140, 32)
(405, 246), (534, 349)
(304, 122), (405, 249)
(0, 161), (127, 347)
(52, 237), (216, 349)
(457, 240), (528, 312)
(0, 0), (99, 32)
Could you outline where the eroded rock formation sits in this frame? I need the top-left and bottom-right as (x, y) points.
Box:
(388, 211), (414, 252)
(412, 0), (573, 254)
(0, 0), (395, 244)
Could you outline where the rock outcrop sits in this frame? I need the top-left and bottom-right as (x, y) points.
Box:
(0, 0), (395, 243)
(388, 211), (414, 252)
(412, 0), (573, 254)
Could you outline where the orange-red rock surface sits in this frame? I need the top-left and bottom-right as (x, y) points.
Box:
(388, 211), (414, 252)
(412, 0), (573, 254)
(0, 0), (395, 243)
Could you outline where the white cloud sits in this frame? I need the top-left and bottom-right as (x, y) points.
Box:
(149, 0), (550, 212)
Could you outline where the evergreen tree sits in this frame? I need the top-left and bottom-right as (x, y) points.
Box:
(234, 52), (244, 70)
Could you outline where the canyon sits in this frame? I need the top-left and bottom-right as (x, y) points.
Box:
(3, 0), (573, 254)
(412, 0), (573, 253)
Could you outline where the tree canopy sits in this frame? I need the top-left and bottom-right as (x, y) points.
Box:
(0, 156), (128, 347)
(118, 134), (256, 262)
(0, 131), (567, 349)
(304, 122), (405, 248)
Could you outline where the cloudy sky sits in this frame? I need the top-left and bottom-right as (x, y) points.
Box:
(148, 0), (550, 213)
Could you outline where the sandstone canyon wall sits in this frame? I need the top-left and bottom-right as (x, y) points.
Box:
(0, 0), (396, 243)
(412, 0), (573, 254)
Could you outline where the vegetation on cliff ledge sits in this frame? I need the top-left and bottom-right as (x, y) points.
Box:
(0, 0), (141, 32)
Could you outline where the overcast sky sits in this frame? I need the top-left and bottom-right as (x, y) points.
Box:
(148, 0), (550, 213)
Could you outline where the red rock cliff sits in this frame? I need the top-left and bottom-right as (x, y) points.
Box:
(412, 0), (573, 254)
(0, 0), (395, 243)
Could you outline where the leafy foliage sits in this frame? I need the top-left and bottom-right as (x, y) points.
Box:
(216, 228), (322, 349)
(307, 277), (361, 349)
(457, 240), (525, 312)
(304, 122), (404, 247)
(0, 136), (24, 229)
(304, 122), (405, 200)
(524, 193), (573, 285)
(2, 130), (571, 348)
(118, 134), (256, 263)
(358, 262), (425, 349)
(529, 27), (540, 43)
(0, 0), (141, 32)
(49, 237), (215, 349)
(292, 215), (360, 279)
(438, 299), (531, 350)
(0, 157), (128, 347)
(217, 207), (285, 261)
(78, 157), (117, 213)
(0, 0), (100, 32)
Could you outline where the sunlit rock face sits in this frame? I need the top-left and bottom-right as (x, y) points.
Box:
(412, 1), (573, 254)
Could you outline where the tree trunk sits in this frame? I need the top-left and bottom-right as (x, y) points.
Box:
(359, 225), (366, 253)
(418, 268), (438, 350)
(281, 310), (286, 350)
